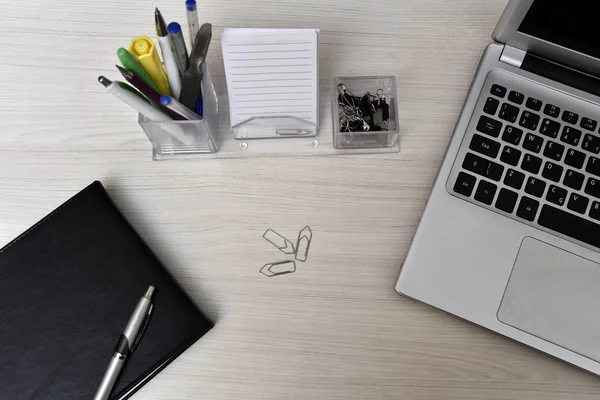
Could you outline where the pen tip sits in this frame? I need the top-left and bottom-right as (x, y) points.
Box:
(98, 76), (112, 87)
(115, 65), (131, 78)
(144, 286), (155, 299)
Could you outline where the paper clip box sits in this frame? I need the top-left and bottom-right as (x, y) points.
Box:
(332, 76), (399, 150)
(139, 67), (219, 160)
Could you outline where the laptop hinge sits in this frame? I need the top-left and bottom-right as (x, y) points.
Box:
(500, 46), (526, 68)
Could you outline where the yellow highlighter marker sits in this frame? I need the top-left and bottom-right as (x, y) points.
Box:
(129, 36), (171, 95)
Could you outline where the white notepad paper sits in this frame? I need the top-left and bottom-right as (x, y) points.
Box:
(221, 28), (320, 134)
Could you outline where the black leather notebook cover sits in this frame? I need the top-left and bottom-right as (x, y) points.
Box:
(0, 181), (213, 400)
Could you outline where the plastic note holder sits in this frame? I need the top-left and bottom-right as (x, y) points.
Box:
(231, 115), (317, 139)
(221, 28), (320, 140)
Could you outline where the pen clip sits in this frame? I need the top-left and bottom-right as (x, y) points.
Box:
(131, 304), (153, 353)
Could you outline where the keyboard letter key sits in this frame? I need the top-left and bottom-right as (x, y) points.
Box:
(586, 156), (600, 177)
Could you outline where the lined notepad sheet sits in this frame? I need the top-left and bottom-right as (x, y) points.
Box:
(221, 28), (319, 127)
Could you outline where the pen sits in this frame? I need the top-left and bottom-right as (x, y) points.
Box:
(115, 65), (186, 120)
(129, 36), (171, 95)
(168, 22), (190, 76)
(98, 76), (171, 122)
(155, 8), (181, 99)
(99, 76), (194, 144)
(160, 95), (201, 120)
(93, 286), (155, 400)
(117, 48), (159, 93)
(185, 0), (199, 45)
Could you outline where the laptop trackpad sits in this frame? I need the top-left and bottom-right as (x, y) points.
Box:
(498, 237), (600, 362)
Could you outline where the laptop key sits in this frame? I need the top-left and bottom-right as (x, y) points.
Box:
(517, 196), (540, 221)
(540, 118), (560, 138)
(538, 205), (600, 248)
(499, 103), (519, 123)
(525, 176), (546, 198)
(586, 156), (600, 177)
(582, 134), (600, 154)
(581, 117), (597, 131)
(565, 149), (586, 169)
(526, 97), (542, 111)
(562, 110), (579, 124)
(591, 201), (600, 221)
(476, 115), (502, 137)
(508, 90), (524, 105)
(584, 178), (600, 199)
(474, 180), (497, 205)
(543, 141), (565, 161)
(560, 126), (582, 146)
(546, 185), (567, 206)
(453, 172), (477, 197)
(462, 153), (504, 181)
(469, 134), (500, 158)
(523, 133), (543, 153)
(495, 188), (518, 213)
(567, 193), (589, 215)
(501, 125), (523, 145)
(500, 145), (521, 166)
(564, 169), (585, 190)
(483, 97), (499, 115)
(522, 154), (543, 174)
(519, 111), (540, 131)
(491, 84), (507, 98)
(542, 161), (564, 182)
(543, 104), (561, 118)
(504, 169), (525, 190)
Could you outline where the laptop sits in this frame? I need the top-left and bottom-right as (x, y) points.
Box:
(396, 0), (600, 375)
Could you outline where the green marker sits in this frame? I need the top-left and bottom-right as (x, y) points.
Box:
(117, 48), (159, 92)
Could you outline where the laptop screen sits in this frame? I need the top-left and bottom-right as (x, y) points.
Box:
(519, 0), (600, 60)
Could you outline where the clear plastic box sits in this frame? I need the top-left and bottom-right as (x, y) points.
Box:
(139, 66), (219, 160)
(332, 76), (399, 150)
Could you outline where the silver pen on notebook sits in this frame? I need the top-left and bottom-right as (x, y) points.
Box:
(94, 286), (155, 400)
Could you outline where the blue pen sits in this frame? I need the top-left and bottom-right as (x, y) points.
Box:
(160, 95), (201, 120)
(168, 22), (190, 75)
(185, 0), (199, 44)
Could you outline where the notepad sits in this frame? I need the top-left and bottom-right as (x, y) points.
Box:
(221, 28), (319, 137)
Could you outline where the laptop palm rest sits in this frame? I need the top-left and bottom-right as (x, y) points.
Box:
(498, 237), (600, 363)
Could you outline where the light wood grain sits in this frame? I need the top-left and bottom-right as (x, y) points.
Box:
(2, 0), (600, 398)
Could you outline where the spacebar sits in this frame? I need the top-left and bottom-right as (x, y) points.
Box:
(538, 205), (600, 249)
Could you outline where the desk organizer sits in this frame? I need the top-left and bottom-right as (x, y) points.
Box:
(138, 73), (400, 159)
(139, 66), (219, 160)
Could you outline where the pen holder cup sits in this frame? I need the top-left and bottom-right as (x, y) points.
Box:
(138, 67), (219, 159)
(332, 76), (399, 150)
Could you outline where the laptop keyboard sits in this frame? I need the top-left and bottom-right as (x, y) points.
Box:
(449, 73), (600, 250)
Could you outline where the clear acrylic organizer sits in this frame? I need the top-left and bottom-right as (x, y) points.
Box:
(139, 66), (219, 160)
(332, 76), (399, 150)
(137, 70), (400, 159)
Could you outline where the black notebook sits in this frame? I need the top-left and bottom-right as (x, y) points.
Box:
(0, 181), (213, 400)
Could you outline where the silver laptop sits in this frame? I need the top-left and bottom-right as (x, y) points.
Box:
(396, 0), (600, 375)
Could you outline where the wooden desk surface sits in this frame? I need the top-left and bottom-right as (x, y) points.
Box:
(2, 0), (600, 398)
